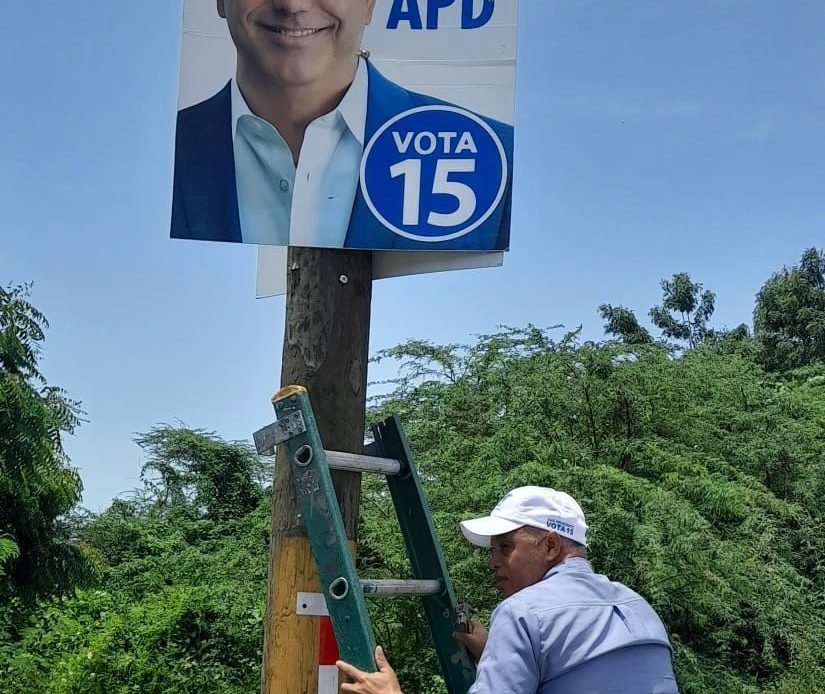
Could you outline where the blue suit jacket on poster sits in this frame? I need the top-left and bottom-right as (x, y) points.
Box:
(171, 62), (513, 251)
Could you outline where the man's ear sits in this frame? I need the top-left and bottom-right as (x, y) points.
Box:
(365, 0), (378, 25)
(544, 532), (563, 563)
(217, 0), (226, 19)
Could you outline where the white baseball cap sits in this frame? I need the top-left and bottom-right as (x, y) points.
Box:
(460, 486), (588, 547)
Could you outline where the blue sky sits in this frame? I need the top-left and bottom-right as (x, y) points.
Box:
(2, 1), (823, 510)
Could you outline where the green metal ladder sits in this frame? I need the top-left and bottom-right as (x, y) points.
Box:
(254, 385), (475, 694)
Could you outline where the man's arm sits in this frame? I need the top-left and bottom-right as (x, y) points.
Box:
(467, 600), (541, 694)
(336, 601), (541, 694)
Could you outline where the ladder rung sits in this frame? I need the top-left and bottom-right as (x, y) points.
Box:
(325, 450), (402, 476)
(361, 579), (444, 597)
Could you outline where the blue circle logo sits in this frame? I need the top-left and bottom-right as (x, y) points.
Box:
(360, 106), (508, 243)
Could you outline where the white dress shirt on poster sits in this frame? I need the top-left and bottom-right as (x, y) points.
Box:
(231, 58), (368, 248)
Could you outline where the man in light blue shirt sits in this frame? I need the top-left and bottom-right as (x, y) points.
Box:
(338, 487), (678, 693)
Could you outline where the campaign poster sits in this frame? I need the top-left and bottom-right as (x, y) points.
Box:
(172, 0), (517, 259)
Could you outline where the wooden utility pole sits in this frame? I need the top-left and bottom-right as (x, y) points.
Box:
(260, 247), (373, 694)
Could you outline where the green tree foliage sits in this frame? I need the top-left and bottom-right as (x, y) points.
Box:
(0, 538), (19, 579)
(5, 254), (825, 693)
(754, 248), (825, 371)
(0, 284), (94, 600)
(363, 328), (825, 694)
(0, 428), (270, 693)
(598, 304), (653, 344)
(650, 273), (716, 347)
(134, 426), (267, 523)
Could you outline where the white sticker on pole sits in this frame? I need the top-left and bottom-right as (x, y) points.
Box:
(319, 664), (339, 694)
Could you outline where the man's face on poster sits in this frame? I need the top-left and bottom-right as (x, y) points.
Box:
(217, 0), (377, 89)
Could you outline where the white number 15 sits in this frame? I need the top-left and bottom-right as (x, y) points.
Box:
(390, 159), (477, 228)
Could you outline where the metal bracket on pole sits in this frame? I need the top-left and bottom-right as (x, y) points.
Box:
(296, 592), (329, 617)
(253, 411), (307, 455)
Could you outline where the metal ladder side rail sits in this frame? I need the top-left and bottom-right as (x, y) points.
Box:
(270, 386), (378, 673)
(372, 416), (476, 694)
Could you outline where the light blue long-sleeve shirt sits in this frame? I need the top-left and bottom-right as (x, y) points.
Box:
(468, 558), (678, 694)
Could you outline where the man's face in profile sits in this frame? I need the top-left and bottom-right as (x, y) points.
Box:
(489, 527), (554, 598)
(218, 0), (377, 90)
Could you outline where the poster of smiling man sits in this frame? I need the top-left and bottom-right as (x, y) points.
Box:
(171, 0), (517, 259)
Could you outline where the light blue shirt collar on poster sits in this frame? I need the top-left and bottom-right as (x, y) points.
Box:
(468, 557), (678, 694)
(230, 58), (368, 247)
